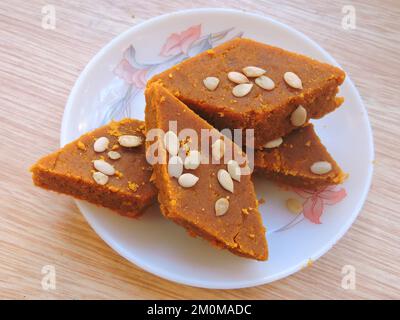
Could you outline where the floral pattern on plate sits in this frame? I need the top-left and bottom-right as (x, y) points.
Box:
(274, 186), (347, 232)
(98, 24), (242, 125)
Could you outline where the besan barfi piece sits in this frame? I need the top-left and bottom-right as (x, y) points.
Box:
(31, 119), (157, 217)
(254, 123), (347, 190)
(149, 38), (345, 148)
(145, 83), (268, 261)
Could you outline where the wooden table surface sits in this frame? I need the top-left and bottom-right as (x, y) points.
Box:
(1, 0), (399, 299)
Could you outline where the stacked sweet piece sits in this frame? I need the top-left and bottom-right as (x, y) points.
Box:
(145, 84), (268, 260)
(149, 38), (345, 149)
(31, 38), (347, 261)
(149, 38), (347, 188)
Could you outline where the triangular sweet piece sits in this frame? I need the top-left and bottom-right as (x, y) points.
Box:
(31, 119), (157, 217)
(145, 82), (268, 260)
(254, 124), (347, 190)
(149, 37), (345, 148)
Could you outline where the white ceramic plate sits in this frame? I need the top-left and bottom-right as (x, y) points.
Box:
(60, 8), (373, 289)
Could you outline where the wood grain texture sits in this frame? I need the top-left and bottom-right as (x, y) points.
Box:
(0, 0), (399, 299)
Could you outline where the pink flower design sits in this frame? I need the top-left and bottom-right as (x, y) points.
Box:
(293, 186), (347, 224)
(113, 58), (147, 89)
(160, 24), (201, 57)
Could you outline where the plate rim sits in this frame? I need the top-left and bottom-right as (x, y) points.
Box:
(60, 8), (374, 289)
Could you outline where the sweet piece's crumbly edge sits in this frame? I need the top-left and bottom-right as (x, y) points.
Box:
(254, 123), (348, 190)
(30, 119), (156, 217)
